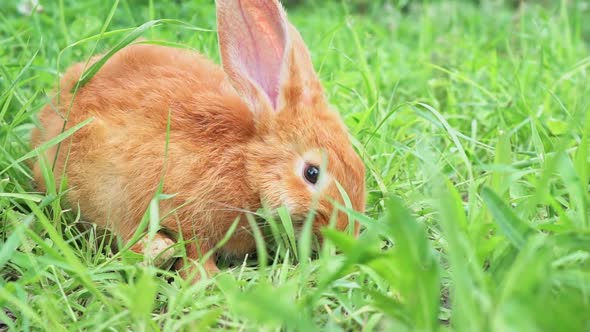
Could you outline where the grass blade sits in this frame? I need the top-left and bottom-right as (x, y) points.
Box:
(482, 186), (534, 249)
(0, 117), (93, 176)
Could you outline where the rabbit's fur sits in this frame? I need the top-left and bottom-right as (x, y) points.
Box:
(32, 0), (366, 281)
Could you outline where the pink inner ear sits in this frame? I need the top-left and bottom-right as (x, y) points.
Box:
(228, 0), (287, 109)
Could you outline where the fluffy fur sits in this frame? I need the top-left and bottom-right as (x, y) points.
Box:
(31, 0), (365, 280)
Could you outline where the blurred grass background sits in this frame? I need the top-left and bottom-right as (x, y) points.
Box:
(1, 0), (590, 331)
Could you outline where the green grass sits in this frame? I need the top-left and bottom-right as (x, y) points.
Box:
(1, 0), (590, 330)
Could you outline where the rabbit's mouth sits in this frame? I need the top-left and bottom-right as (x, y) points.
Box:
(286, 211), (328, 249)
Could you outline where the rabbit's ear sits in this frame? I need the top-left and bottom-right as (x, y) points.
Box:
(278, 25), (324, 111)
(216, 0), (323, 114)
(216, 0), (288, 113)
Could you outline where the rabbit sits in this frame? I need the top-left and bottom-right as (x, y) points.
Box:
(31, 0), (366, 281)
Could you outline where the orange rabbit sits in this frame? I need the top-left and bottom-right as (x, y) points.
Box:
(31, 0), (366, 280)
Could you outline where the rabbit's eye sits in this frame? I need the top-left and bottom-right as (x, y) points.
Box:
(304, 164), (320, 185)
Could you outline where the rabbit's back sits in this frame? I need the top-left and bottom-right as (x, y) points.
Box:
(61, 44), (253, 137)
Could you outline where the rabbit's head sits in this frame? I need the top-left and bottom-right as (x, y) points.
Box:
(217, 0), (366, 236)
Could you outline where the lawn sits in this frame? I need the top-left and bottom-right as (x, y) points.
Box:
(1, 0), (590, 330)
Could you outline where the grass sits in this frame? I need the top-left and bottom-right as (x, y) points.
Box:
(1, 0), (590, 330)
